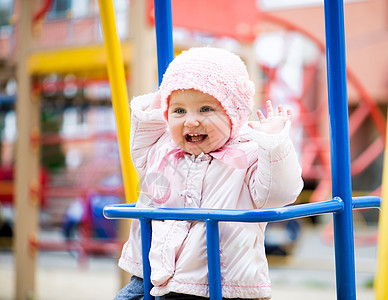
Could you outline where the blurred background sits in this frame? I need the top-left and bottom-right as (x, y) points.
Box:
(0, 0), (386, 299)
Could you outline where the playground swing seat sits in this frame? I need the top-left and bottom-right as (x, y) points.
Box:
(99, 0), (382, 299)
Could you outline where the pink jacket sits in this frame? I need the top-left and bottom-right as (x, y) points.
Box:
(118, 92), (303, 299)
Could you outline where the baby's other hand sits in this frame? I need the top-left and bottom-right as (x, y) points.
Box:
(248, 100), (292, 134)
(146, 92), (162, 111)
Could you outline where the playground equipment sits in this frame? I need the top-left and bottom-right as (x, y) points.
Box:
(254, 10), (384, 248)
(256, 13), (386, 203)
(99, 0), (382, 300)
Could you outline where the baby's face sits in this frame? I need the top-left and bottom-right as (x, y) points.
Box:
(168, 89), (231, 156)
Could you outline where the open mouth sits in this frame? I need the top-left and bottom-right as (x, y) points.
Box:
(185, 133), (207, 143)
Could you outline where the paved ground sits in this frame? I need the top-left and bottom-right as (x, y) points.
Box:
(0, 222), (378, 299)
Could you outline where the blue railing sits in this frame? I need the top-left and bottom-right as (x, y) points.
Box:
(103, 0), (383, 299)
(104, 197), (380, 299)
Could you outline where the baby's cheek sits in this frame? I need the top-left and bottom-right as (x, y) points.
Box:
(169, 126), (184, 146)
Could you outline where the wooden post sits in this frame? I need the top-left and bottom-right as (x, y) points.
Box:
(14, 0), (41, 299)
(129, 0), (157, 98)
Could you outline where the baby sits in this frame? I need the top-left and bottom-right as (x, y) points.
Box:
(116, 47), (303, 299)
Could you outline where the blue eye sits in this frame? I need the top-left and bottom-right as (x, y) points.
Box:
(174, 108), (186, 114)
(201, 106), (213, 112)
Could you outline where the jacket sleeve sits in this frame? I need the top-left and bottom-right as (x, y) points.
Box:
(246, 121), (304, 209)
(130, 92), (168, 177)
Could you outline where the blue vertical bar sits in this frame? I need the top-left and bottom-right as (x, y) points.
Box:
(206, 219), (222, 300)
(323, 0), (356, 299)
(140, 218), (154, 300)
(154, 0), (174, 85)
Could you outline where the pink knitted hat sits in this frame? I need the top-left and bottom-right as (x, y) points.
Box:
(160, 47), (255, 138)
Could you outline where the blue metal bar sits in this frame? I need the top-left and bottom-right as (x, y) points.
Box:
(323, 0), (356, 299)
(206, 220), (222, 300)
(105, 195), (381, 300)
(154, 0), (174, 85)
(104, 198), (344, 222)
(140, 218), (154, 300)
(352, 196), (382, 209)
(107, 196), (383, 218)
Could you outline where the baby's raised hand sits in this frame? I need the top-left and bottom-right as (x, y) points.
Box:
(248, 100), (292, 134)
(146, 92), (162, 111)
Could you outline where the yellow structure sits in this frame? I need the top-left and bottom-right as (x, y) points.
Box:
(97, 0), (138, 203)
(375, 114), (388, 299)
(28, 43), (131, 76)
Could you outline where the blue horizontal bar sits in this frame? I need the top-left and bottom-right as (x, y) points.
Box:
(352, 196), (381, 209)
(104, 198), (344, 223)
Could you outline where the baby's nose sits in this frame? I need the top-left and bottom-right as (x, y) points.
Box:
(184, 114), (200, 127)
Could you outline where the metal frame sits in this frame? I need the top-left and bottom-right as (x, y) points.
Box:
(103, 0), (382, 299)
(105, 197), (380, 299)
